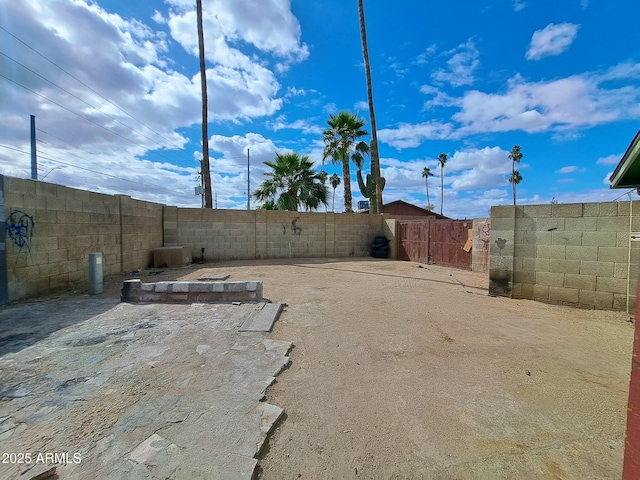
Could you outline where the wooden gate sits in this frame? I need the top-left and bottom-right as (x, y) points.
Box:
(397, 220), (472, 270)
(397, 221), (428, 263)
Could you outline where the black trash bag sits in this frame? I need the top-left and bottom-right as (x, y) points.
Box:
(370, 235), (390, 258)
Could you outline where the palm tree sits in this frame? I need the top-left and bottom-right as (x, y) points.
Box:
(322, 112), (369, 213)
(422, 167), (434, 210)
(254, 152), (328, 211)
(329, 173), (341, 212)
(508, 145), (523, 205)
(316, 170), (328, 212)
(358, 0), (382, 214)
(196, 0), (212, 208)
(438, 153), (448, 216)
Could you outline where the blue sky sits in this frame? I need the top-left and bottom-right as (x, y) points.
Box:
(1, 0), (639, 218)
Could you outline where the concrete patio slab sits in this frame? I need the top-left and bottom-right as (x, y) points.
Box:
(0, 298), (291, 479)
(239, 303), (284, 332)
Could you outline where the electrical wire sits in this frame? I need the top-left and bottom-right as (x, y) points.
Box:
(0, 143), (176, 193)
(0, 25), (197, 164)
(0, 50), (194, 166)
(0, 72), (152, 148)
(613, 188), (636, 202)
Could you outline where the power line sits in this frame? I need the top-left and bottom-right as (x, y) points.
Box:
(0, 69), (194, 170)
(613, 188), (637, 202)
(0, 50), (194, 166)
(0, 143), (176, 194)
(0, 25), (197, 164)
(0, 73), (152, 148)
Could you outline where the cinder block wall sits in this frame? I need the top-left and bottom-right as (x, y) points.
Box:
(171, 208), (385, 261)
(489, 202), (640, 311)
(119, 195), (164, 272)
(472, 218), (491, 273)
(4, 176), (163, 301)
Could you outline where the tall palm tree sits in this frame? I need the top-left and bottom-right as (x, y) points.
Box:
(254, 152), (328, 211)
(330, 173), (341, 212)
(422, 167), (434, 210)
(438, 153), (448, 216)
(196, 0), (212, 208)
(358, 0), (382, 214)
(322, 112), (369, 213)
(508, 145), (523, 205)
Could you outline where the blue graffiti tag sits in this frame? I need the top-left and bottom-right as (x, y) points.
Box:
(7, 210), (34, 251)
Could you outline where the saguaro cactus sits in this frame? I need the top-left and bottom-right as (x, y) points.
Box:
(357, 169), (385, 214)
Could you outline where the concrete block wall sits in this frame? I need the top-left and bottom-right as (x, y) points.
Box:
(490, 202), (640, 311)
(176, 208), (258, 261)
(172, 208), (384, 261)
(264, 210), (325, 258)
(119, 195), (164, 272)
(4, 176), (163, 302)
(472, 218), (491, 274)
(489, 207), (516, 297)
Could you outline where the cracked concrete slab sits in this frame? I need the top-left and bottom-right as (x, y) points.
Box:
(239, 303), (284, 332)
(0, 299), (291, 479)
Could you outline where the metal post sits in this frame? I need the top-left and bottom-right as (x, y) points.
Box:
(88, 252), (103, 294)
(247, 148), (250, 210)
(30, 115), (37, 180)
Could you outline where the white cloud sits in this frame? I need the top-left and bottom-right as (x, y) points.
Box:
(513, 0), (527, 11)
(557, 166), (578, 174)
(447, 147), (512, 190)
(526, 23), (580, 61)
(377, 147), (512, 195)
(266, 116), (323, 135)
(452, 68), (640, 135)
(379, 62), (640, 150)
(384, 56), (409, 79)
(0, 1), (197, 154)
(0, 0), (315, 210)
(482, 189), (509, 199)
(415, 44), (437, 65)
(378, 122), (454, 149)
(286, 86), (311, 97)
(323, 103), (338, 115)
(354, 101), (369, 112)
(596, 154), (622, 165)
(432, 40), (480, 87)
(420, 85), (459, 109)
(166, 0), (308, 62)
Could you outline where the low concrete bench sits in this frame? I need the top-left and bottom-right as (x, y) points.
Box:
(121, 279), (263, 304)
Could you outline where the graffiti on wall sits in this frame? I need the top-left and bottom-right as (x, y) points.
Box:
(282, 217), (303, 236)
(473, 220), (491, 273)
(7, 210), (34, 251)
(6, 209), (34, 270)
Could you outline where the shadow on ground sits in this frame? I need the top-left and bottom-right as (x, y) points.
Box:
(0, 297), (119, 357)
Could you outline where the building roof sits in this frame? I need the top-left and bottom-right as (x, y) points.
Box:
(609, 130), (640, 189)
(362, 200), (450, 219)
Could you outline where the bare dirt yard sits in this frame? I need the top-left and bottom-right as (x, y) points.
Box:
(178, 258), (633, 480)
(2, 258), (635, 479)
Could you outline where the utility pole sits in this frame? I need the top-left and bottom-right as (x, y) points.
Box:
(196, 0), (212, 208)
(30, 115), (37, 180)
(247, 148), (250, 210)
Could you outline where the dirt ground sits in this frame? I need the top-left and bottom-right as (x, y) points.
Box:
(3, 258), (636, 479)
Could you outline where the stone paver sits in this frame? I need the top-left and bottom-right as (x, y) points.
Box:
(0, 298), (291, 479)
(239, 303), (284, 332)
